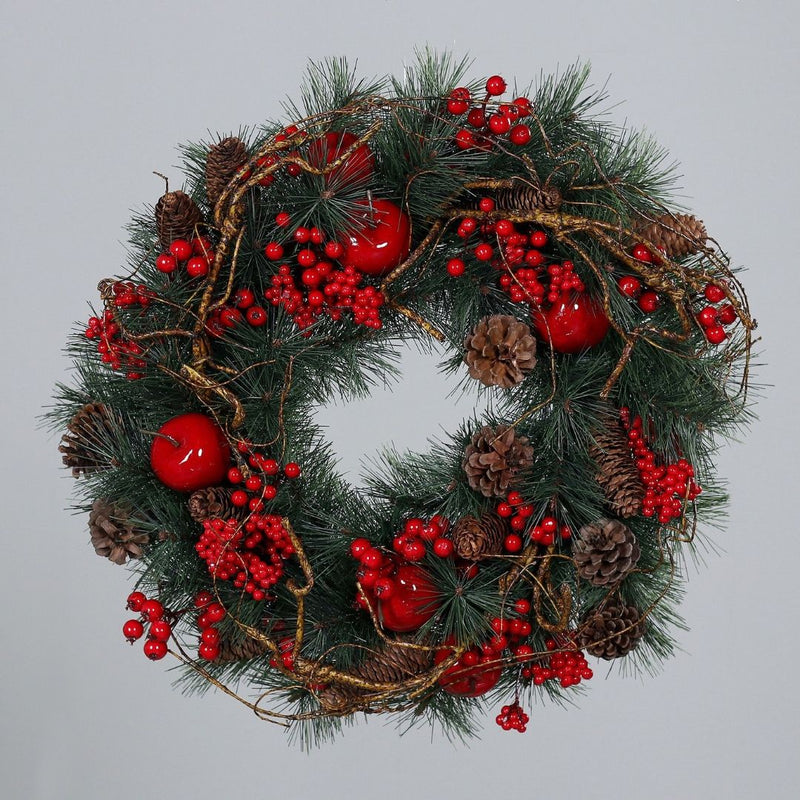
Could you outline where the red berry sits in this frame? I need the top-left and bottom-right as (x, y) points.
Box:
(638, 291), (661, 313)
(455, 129), (475, 149)
(143, 639), (168, 660)
(246, 305), (267, 326)
(704, 283), (726, 303)
(205, 602), (226, 623)
(504, 534), (523, 552)
(284, 462), (301, 479)
(264, 242), (284, 260)
(324, 241), (344, 259)
(402, 539), (426, 562)
(718, 304), (737, 325)
(433, 538), (453, 558)
(169, 239), (192, 261)
(186, 256), (209, 278)
(140, 599), (164, 622)
(509, 124), (531, 145)
(148, 620), (172, 642)
(632, 243), (653, 263)
(705, 325), (727, 344)
(488, 114), (510, 135)
(235, 288), (255, 308)
(123, 619), (145, 642)
(617, 275), (642, 297)
(156, 253), (177, 273)
(514, 598), (531, 615)
(486, 75), (507, 96)
(474, 243), (493, 261)
(697, 306), (718, 328)
(512, 97), (532, 116)
(126, 591), (147, 612)
(350, 538), (371, 559)
(275, 212), (291, 228)
(198, 642), (220, 660)
(467, 108), (486, 128)
(200, 628), (220, 645)
(447, 257), (466, 277)
(194, 591), (213, 609)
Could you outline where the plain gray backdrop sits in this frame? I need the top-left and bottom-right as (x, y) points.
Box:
(2, 0), (797, 797)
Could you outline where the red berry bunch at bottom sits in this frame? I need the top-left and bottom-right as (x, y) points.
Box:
(122, 591), (172, 661)
(194, 590), (227, 661)
(496, 700), (529, 733)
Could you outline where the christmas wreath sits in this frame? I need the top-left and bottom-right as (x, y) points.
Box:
(50, 53), (755, 745)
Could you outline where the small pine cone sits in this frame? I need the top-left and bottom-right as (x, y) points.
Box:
(463, 425), (534, 498)
(59, 403), (117, 477)
(88, 499), (149, 565)
(215, 633), (272, 664)
(206, 136), (249, 207)
(464, 315), (537, 388)
(633, 213), (707, 259)
(495, 183), (563, 212)
(155, 190), (203, 247)
(578, 600), (646, 659)
(318, 643), (432, 712)
(573, 518), (640, 586)
(188, 487), (235, 524)
(451, 512), (507, 560)
(590, 417), (645, 518)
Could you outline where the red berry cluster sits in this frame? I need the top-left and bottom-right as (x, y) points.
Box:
(448, 76), (533, 150)
(269, 636), (296, 671)
(85, 309), (145, 380)
(434, 642), (504, 697)
(109, 280), (154, 308)
(122, 591), (172, 661)
(696, 282), (737, 345)
(490, 597), (533, 651)
(616, 244), (662, 313)
(620, 407), (702, 524)
(196, 514), (294, 601)
(156, 236), (215, 278)
(263, 216), (384, 332)
(226, 441), (301, 513)
(193, 590), (227, 661)
(522, 637), (593, 688)
(495, 700), (529, 732)
(496, 491), (572, 550)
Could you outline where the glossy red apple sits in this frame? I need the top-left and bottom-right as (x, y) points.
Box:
(378, 562), (440, 632)
(150, 413), (231, 492)
(434, 645), (503, 697)
(307, 131), (375, 188)
(341, 198), (411, 276)
(533, 291), (610, 353)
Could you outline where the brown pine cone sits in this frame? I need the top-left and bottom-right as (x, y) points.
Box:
(464, 315), (537, 388)
(88, 499), (149, 565)
(633, 212), (707, 259)
(215, 633), (272, 664)
(188, 486), (235, 524)
(463, 425), (534, 498)
(573, 518), (640, 586)
(578, 600), (646, 659)
(206, 136), (249, 207)
(155, 190), (203, 247)
(451, 512), (507, 560)
(495, 183), (563, 212)
(319, 643), (432, 712)
(590, 417), (645, 518)
(59, 403), (117, 477)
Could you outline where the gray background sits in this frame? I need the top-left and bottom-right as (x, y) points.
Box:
(2, 0), (797, 797)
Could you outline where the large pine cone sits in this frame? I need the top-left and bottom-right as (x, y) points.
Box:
(88, 499), (149, 565)
(464, 315), (537, 388)
(155, 190), (203, 247)
(578, 601), (646, 659)
(590, 417), (645, 518)
(573, 518), (640, 586)
(59, 403), (117, 477)
(451, 512), (507, 560)
(633, 212), (707, 259)
(188, 486), (235, 524)
(463, 425), (534, 498)
(206, 136), (249, 207)
(495, 183), (563, 212)
(319, 643), (432, 712)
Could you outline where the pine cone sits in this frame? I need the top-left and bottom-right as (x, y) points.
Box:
(319, 643), (432, 712)
(215, 633), (272, 664)
(578, 600), (646, 659)
(88, 499), (149, 565)
(464, 315), (537, 388)
(155, 190), (203, 247)
(59, 403), (117, 477)
(451, 512), (507, 560)
(590, 417), (645, 518)
(206, 136), (249, 207)
(633, 213), (707, 259)
(188, 486), (235, 524)
(463, 425), (534, 498)
(495, 183), (563, 212)
(573, 518), (640, 586)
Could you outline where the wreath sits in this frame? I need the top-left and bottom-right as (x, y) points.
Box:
(50, 53), (755, 746)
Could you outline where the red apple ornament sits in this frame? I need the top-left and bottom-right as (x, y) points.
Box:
(150, 413), (231, 492)
(307, 131), (375, 188)
(533, 291), (610, 353)
(377, 562), (439, 632)
(341, 198), (411, 276)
